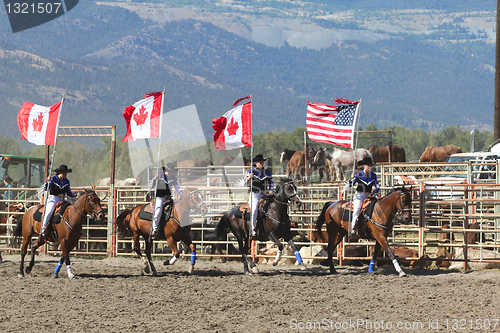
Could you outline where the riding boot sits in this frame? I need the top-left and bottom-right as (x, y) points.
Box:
(151, 229), (158, 240)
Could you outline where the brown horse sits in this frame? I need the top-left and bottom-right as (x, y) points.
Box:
(280, 148), (296, 164)
(286, 148), (325, 182)
(114, 187), (207, 276)
(315, 187), (412, 276)
(16, 189), (104, 278)
(208, 178), (304, 275)
(0, 203), (25, 263)
(419, 145), (462, 162)
(368, 145), (406, 163)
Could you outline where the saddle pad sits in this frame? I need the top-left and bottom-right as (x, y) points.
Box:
(138, 204), (154, 221)
(33, 201), (71, 224)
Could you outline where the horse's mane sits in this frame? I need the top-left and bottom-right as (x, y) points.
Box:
(384, 186), (410, 197)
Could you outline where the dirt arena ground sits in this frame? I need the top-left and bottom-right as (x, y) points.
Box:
(0, 254), (499, 333)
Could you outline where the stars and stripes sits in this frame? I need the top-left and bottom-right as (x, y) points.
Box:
(306, 100), (359, 148)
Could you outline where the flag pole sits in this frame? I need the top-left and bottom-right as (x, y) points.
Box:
(40, 95), (65, 236)
(249, 95), (254, 228)
(348, 98), (362, 236)
(150, 89), (165, 241)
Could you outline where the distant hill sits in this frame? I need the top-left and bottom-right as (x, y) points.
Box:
(0, 0), (495, 150)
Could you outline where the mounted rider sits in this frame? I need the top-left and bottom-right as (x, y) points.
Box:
(244, 154), (274, 239)
(348, 156), (380, 237)
(39, 165), (75, 240)
(151, 163), (183, 240)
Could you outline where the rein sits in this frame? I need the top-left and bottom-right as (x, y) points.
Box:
(365, 190), (410, 230)
(73, 191), (103, 219)
(263, 181), (298, 225)
(176, 190), (204, 215)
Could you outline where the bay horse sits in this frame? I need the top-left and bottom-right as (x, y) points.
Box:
(315, 187), (412, 276)
(208, 177), (304, 275)
(280, 148), (296, 164)
(368, 144), (406, 163)
(16, 189), (104, 279)
(419, 145), (462, 162)
(0, 202), (25, 263)
(286, 148), (325, 182)
(114, 187), (207, 276)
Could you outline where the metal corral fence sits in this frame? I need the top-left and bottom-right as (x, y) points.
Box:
(1, 162), (500, 269)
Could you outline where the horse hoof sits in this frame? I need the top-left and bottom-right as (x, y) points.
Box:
(68, 275), (76, 280)
(329, 265), (338, 275)
(399, 271), (407, 277)
(300, 263), (307, 271)
(251, 266), (259, 274)
(52, 273), (59, 279)
(163, 260), (170, 266)
(272, 261), (279, 267)
(187, 266), (194, 274)
(18, 273), (24, 278)
(25, 267), (32, 274)
(144, 266), (150, 274)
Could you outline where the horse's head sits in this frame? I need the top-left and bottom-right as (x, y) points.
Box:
(276, 177), (302, 207)
(187, 187), (207, 216)
(280, 149), (287, 164)
(80, 189), (105, 223)
(397, 187), (412, 223)
(313, 147), (325, 164)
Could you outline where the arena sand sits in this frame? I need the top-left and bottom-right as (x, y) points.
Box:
(0, 254), (499, 332)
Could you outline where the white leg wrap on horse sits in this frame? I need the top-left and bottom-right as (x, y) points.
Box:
(66, 265), (74, 279)
(169, 256), (177, 265)
(392, 259), (402, 273)
(275, 250), (282, 263)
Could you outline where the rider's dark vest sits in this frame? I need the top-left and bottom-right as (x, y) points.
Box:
(155, 176), (172, 198)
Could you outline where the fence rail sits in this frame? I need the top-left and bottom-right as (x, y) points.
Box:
(1, 162), (500, 269)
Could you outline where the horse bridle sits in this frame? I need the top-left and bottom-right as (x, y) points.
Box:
(73, 191), (103, 219)
(273, 181), (299, 206)
(375, 190), (411, 218)
(177, 190), (205, 215)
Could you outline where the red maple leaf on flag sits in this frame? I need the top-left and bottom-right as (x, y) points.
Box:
(227, 117), (239, 136)
(133, 105), (148, 126)
(32, 114), (44, 133)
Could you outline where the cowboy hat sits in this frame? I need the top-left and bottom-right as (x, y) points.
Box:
(165, 162), (176, 172)
(55, 165), (72, 174)
(253, 154), (267, 162)
(357, 157), (375, 166)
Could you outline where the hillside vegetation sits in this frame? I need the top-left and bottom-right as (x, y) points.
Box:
(0, 1), (495, 150)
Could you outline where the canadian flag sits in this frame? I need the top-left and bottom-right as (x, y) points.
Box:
(17, 101), (63, 146)
(122, 91), (163, 142)
(212, 101), (252, 150)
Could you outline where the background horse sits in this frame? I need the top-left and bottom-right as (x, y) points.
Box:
(368, 144), (406, 163)
(314, 147), (373, 181)
(285, 148), (325, 182)
(419, 145), (462, 162)
(0, 202), (25, 262)
(208, 177), (304, 275)
(280, 148), (296, 164)
(16, 189), (104, 279)
(115, 187), (207, 276)
(315, 187), (412, 276)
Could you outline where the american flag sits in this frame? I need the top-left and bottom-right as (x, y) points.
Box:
(306, 100), (359, 148)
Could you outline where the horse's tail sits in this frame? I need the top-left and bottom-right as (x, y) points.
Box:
(114, 209), (132, 239)
(315, 201), (333, 242)
(206, 213), (230, 241)
(13, 216), (23, 236)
